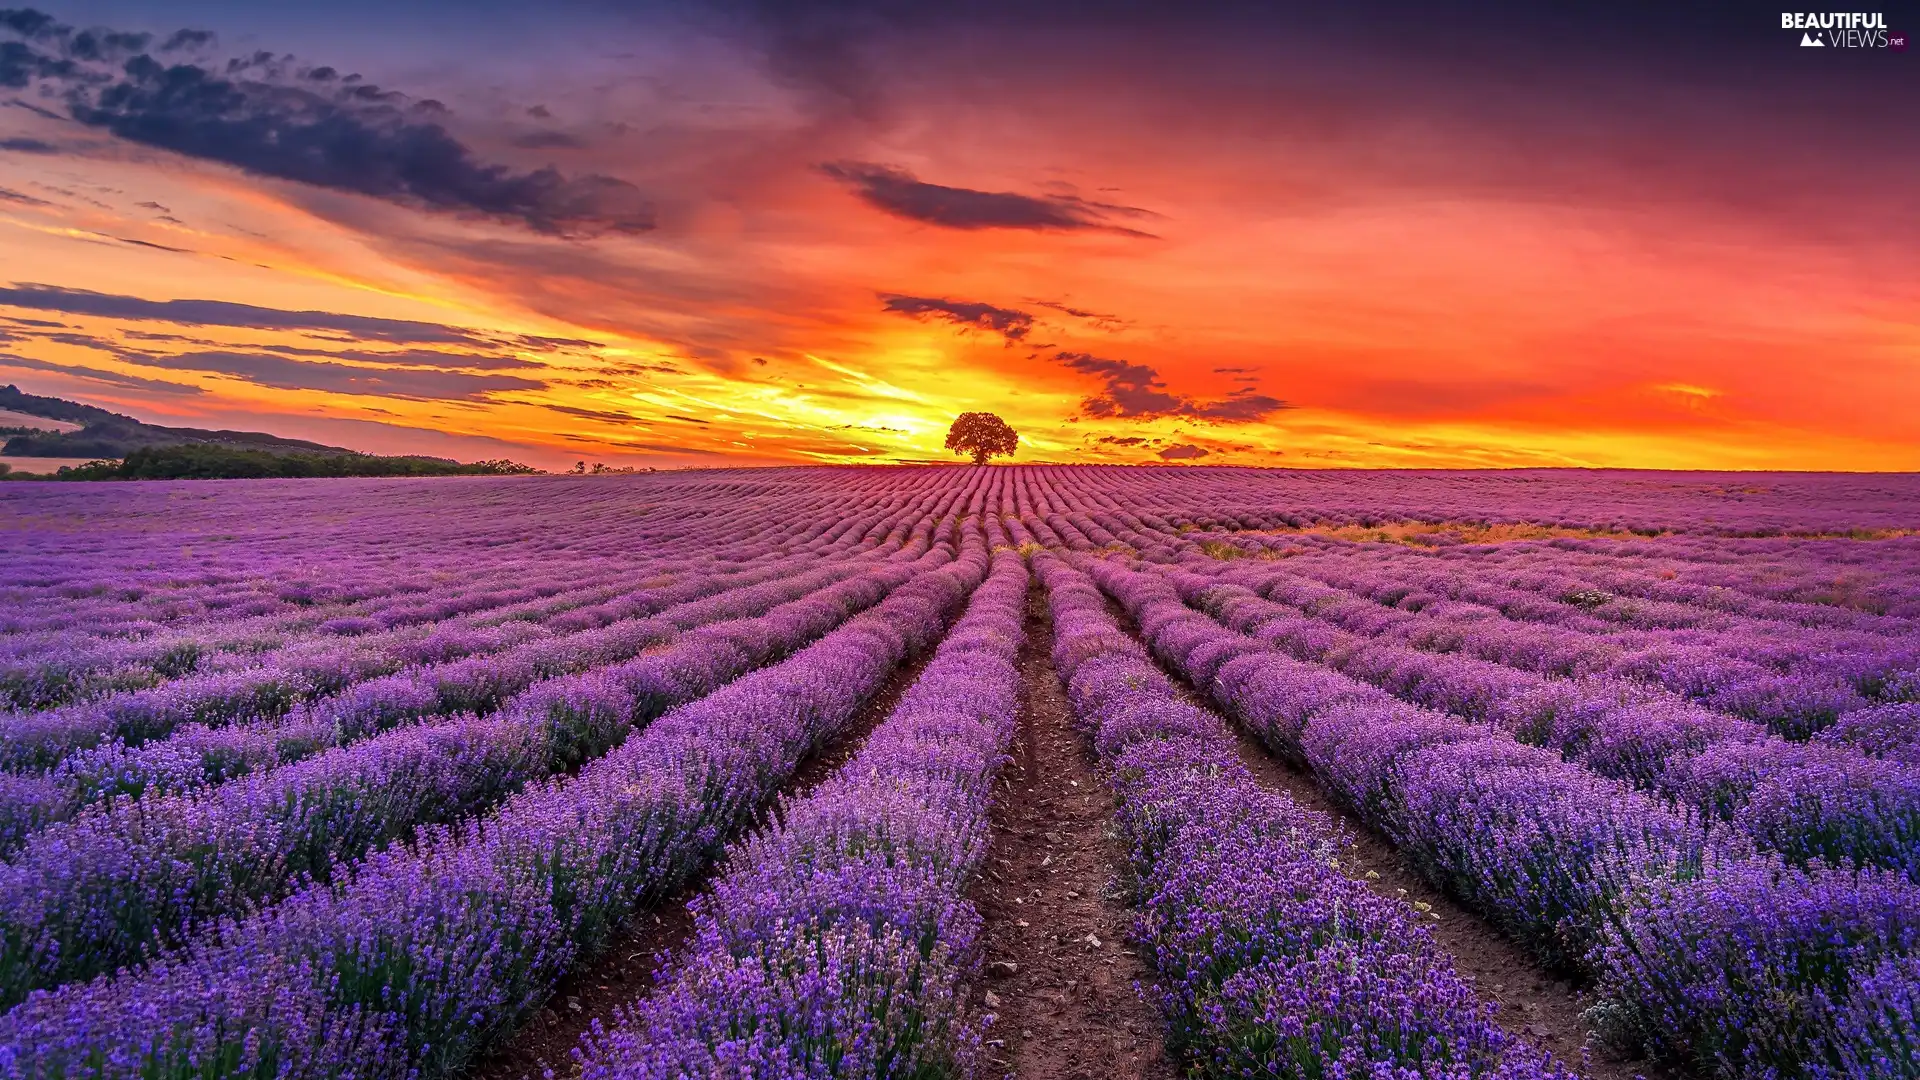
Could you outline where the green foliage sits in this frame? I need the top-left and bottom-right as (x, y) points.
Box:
(943, 412), (1018, 465)
(0, 445), (544, 482)
(56, 460), (123, 481)
(567, 461), (652, 475)
(471, 459), (544, 475)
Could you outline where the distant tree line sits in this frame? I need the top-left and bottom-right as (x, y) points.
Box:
(0, 445), (541, 481)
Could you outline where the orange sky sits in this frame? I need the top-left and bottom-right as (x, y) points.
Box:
(1, 3), (1915, 470)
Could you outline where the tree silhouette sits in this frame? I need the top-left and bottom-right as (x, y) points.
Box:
(945, 412), (1018, 465)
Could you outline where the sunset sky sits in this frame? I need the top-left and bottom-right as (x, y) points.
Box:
(1, 2), (1915, 470)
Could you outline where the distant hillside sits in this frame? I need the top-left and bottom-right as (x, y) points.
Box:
(0, 384), (356, 458)
(0, 385), (122, 428)
(0, 385), (539, 480)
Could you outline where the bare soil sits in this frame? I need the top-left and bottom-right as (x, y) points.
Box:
(1100, 586), (1675, 1080)
(1221, 736), (1673, 1080)
(473, 580), (1680, 1080)
(470, 647), (938, 1080)
(967, 586), (1175, 1080)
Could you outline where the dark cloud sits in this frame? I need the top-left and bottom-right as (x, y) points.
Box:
(159, 28), (213, 53)
(0, 185), (49, 206)
(537, 402), (640, 424)
(1031, 299), (1127, 329)
(1055, 351), (1181, 415)
(627, 442), (723, 455)
(664, 414), (710, 425)
(1054, 350), (1290, 423)
(510, 131), (587, 150)
(0, 9), (60, 40)
(124, 350), (544, 400)
(5, 98), (60, 120)
(0, 136), (53, 153)
(250, 344), (544, 371)
(111, 235), (194, 253)
(1094, 434), (1147, 446)
(599, 360), (684, 376)
(514, 333), (599, 350)
(0, 284), (492, 344)
(0, 9), (652, 237)
(557, 432), (723, 456)
(0, 351), (205, 393)
(0, 39), (74, 88)
(1186, 391), (1291, 421)
(821, 162), (1156, 236)
(1157, 443), (1209, 460)
(36, 330), (111, 350)
(65, 29), (151, 62)
(878, 293), (1033, 341)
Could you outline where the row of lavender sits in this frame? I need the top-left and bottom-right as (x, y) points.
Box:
(0, 476), (1007, 977)
(1127, 515), (1920, 847)
(1082, 550), (1918, 1078)
(578, 532), (1031, 1076)
(0, 551), (933, 1004)
(2, 467), (1916, 1079)
(1136, 560), (1920, 881)
(1227, 541), (1917, 721)
(0, 476), (933, 709)
(971, 465), (1920, 619)
(559, 531), (1588, 1079)
(0, 544), (882, 776)
(0, 470), (1021, 1071)
(0, 482), (976, 789)
(1019, 488), (1918, 1077)
(0, 516), (934, 856)
(878, 465), (1920, 541)
(1030, 547), (1572, 1078)
(1039, 501), (1920, 752)
(0, 517), (990, 1077)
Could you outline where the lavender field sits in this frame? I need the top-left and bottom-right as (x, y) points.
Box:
(0, 467), (1916, 1080)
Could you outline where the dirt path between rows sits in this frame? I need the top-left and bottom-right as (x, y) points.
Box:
(967, 585), (1175, 1080)
(1090, 582), (1678, 1080)
(471, 647), (938, 1080)
(1219, 735), (1675, 1080)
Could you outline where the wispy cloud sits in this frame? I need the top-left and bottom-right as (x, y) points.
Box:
(0, 284), (490, 345)
(0, 351), (205, 393)
(822, 162), (1156, 236)
(123, 350), (546, 400)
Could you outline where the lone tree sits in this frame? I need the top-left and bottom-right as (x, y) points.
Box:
(945, 412), (1018, 465)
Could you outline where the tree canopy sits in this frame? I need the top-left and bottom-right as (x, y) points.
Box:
(945, 412), (1018, 465)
